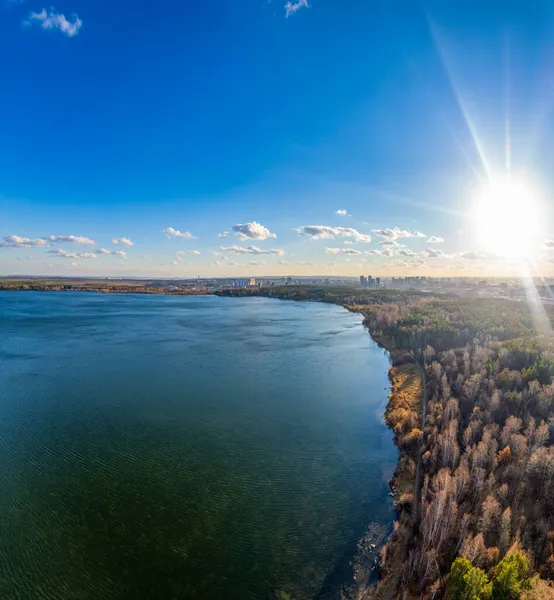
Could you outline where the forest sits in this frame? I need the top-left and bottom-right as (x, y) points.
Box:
(220, 287), (554, 600)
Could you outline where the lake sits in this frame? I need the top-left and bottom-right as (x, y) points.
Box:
(0, 292), (396, 600)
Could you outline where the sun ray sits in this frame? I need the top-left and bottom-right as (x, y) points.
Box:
(520, 261), (552, 336)
(427, 17), (493, 183)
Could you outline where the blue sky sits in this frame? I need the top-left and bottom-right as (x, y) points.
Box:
(2, 0), (554, 277)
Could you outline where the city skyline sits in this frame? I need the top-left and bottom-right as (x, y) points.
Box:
(2, 0), (554, 278)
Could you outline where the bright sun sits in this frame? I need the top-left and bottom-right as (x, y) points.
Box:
(473, 175), (542, 259)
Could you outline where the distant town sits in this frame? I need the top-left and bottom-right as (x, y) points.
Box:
(2, 274), (554, 303)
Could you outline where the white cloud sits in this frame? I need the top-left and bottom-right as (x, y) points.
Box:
(426, 236), (444, 244)
(544, 240), (554, 249)
(49, 249), (97, 259)
(218, 231), (230, 238)
(390, 260), (410, 268)
(112, 237), (134, 247)
(163, 227), (195, 239)
(285, 0), (308, 18)
(343, 241), (353, 245)
(425, 248), (447, 258)
(325, 247), (362, 255)
(336, 209), (349, 216)
(366, 248), (394, 257)
(231, 222), (277, 241)
(247, 260), (267, 266)
(458, 250), (490, 260)
(278, 260), (290, 265)
(379, 239), (406, 248)
(209, 250), (221, 256)
(48, 235), (95, 245)
(27, 8), (82, 37)
(0, 235), (49, 248)
(398, 249), (419, 257)
(297, 261), (316, 266)
(95, 248), (127, 259)
(372, 227), (426, 240)
(69, 262), (80, 268)
(295, 225), (372, 243)
(221, 245), (284, 256)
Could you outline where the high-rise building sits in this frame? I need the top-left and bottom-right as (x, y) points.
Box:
(360, 275), (367, 287)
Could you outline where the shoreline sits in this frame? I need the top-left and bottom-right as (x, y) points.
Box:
(345, 308), (425, 600)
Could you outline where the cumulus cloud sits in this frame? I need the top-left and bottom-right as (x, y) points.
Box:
(426, 236), (444, 244)
(389, 260), (410, 268)
(336, 209), (349, 216)
(367, 248), (394, 257)
(325, 247), (362, 255)
(47, 235), (95, 245)
(218, 231), (230, 238)
(95, 248), (127, 259)
(231, 222), (277, 241)
(221, 245), (284, 256)
(544, 240), (554, 249)
(247, 260), (267, 266)
(285, 0), (308, 18)
(398, 249), (419, 257)
(278, 260), (290, 265)
(163, 227), (195, 239)
(69, 262), (80, 268)
(372, 227), (426, 240)
(458, 250), (490, 260)
(49, 249), (97, 259)
(112, 237), (134, 247)
(0, 235), (49, 248)
(26, 8), (82, 37)
(379, 239), (406, 248)
(295, 225), (372, 243)
(425, 248), (447, 258)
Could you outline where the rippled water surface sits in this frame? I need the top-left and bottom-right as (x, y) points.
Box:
(0, 292), (396, 600)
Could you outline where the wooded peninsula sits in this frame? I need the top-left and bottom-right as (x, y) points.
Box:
(219, 286), (554, 600)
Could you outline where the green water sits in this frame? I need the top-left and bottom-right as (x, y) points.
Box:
(0, 293), (396, 599)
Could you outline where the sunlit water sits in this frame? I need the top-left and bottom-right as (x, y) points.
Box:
(0, 293), (396, 600)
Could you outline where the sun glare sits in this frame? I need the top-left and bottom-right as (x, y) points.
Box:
(473, 175), (542, 259)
